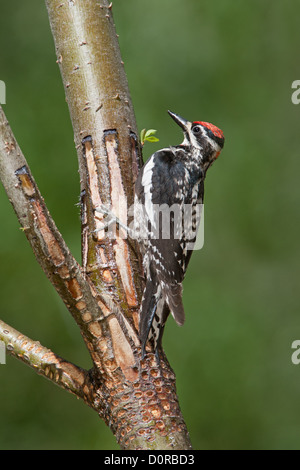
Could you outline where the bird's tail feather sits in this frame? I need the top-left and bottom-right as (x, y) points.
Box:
(167, 284), (185, 326)
(139, 281), (161, 356)
(139, 281), (185, 357)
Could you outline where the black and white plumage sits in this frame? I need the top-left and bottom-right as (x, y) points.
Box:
(135, 111), (224, 356)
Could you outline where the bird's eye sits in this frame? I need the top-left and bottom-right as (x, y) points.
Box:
(192, 126), (201, 134)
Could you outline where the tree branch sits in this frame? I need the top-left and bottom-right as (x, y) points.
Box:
(0, 105), (139, 372)
(0, 319), (93, 402)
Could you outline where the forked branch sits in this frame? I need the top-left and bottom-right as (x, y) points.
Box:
(0, 0), (193, 450)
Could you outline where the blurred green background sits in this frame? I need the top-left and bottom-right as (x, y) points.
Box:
(1, 0), (300, 450)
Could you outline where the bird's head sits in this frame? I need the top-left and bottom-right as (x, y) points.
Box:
(168, 110), (224, 167)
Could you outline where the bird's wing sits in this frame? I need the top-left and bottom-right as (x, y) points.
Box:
(136, 149), (195, 326)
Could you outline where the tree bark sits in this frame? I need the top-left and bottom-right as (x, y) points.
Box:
(0, 0), (192, 450)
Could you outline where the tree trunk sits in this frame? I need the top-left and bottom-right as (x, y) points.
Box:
(0, 0), (192, 450)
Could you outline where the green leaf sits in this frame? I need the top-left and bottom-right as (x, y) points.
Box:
(140, 128), (159, 145)
(145, 129), (158, 138)
(140, 128), (146, 144)
(145, 135), (159, 143)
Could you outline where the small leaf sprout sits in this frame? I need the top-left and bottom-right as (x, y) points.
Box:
(140, 128), (159, 146)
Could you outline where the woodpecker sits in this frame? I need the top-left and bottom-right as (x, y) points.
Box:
(135, 110), (224, 357)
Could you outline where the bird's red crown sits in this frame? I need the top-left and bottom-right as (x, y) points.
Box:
(194, 121), (224, 140)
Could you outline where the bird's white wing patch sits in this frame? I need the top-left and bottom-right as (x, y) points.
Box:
(141, 155), (156, 228)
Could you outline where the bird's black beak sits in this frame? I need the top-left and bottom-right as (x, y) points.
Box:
(168, 110), (188, 131)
